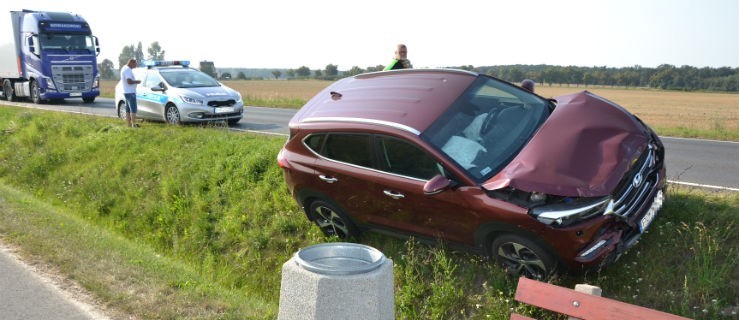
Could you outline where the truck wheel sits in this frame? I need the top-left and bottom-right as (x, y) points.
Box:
(30, 80), (43, 104)
(83, 97), (95, 103)
(3, 80), (15, 101)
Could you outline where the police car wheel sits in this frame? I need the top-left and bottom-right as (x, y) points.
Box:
(166, 105), (181, 124)
(117, 101), (128, 120)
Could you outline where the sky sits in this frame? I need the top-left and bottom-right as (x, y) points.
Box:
(6, 0), (739, 70)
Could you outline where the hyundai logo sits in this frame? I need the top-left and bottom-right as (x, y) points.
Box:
(632, 173), (644, 188)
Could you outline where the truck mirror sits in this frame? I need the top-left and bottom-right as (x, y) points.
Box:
(27, 35), (41, 56)
(93, 36), (100, 56)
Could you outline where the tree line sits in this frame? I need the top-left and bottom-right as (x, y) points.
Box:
(98, 42), (737, 92)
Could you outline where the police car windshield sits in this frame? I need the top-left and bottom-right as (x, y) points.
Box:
(160, 69), (220, 88)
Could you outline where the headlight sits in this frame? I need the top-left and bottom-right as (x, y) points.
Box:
(93, 76), (99, 88)
(181, 96), (203, 105)
(530, 196), (611, 227)
(45, 77), (56, 89)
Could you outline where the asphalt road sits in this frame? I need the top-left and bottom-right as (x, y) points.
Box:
(0, 245), (106, 320)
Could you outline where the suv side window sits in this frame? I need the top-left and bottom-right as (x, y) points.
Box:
(377, 135), (442, 180)
(304, 134), (325, 153)
(322, 134), (373, 168)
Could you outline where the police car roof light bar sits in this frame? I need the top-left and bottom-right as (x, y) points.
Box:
(144, 60), (191, 68)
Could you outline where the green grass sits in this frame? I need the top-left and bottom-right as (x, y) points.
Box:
(0, 105), (737, 319)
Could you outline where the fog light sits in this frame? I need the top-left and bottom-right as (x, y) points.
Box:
(189, 112), (204, 119)
(579, 239), (607, 258)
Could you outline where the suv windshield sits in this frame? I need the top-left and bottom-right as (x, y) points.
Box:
(422, 76), (550, 182)
(159, 69), (220, 88)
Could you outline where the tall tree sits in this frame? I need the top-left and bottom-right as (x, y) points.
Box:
(98, 59), (116, 80)
(344, 66), (364, 77)
(295, 66), (311, 77)
(147, 41), (166, 60)
(135, 42), (145, 63)
(199, 61), (217, 78)
(118, 45), (134, 68)
(271, 70), (282, 79)
(324, 64), (338, 76)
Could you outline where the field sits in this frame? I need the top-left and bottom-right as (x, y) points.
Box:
(0, 106), (737, 319)
(100, 79), (739, 141)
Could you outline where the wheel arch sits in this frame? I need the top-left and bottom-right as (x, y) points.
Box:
(295, 188), (359, 226)
(474, 222), (562, 264)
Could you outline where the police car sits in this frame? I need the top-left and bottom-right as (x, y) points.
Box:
(115, 60), (244, 125)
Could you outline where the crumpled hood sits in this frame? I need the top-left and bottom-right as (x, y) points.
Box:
(482, 91), (649, 197)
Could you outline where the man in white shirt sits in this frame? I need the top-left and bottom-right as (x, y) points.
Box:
(120, 59), (142, 127)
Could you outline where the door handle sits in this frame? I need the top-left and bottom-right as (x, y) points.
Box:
(318, 175), (338, 183)
(383, 190), (405, 199)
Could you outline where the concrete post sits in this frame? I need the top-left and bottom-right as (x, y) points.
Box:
(278, 243), (394, 320)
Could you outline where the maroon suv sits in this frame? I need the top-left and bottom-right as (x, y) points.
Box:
(277, 69), (666, 279)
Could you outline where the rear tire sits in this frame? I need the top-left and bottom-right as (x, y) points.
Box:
(3, 80), (15, 101)
(117, 101), (128, 120)
(308, 199), (359, 239)
(490, 234), (557, 280)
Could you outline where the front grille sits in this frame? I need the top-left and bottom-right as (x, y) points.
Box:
(201, 112), (241, 119)
(208, 100), (236, 107)
(51, 65), (94, 93)
(609, 144), (661, 219)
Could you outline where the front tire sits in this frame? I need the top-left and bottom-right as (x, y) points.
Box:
(83, 97), (95, 103)
(165, 105), (181, 124)
(308, 200), (359, 239)
(491, 234), (556, 280)
(30, 80), (43, 104)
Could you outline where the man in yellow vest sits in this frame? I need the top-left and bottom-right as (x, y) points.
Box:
(384, 44), (413, 70)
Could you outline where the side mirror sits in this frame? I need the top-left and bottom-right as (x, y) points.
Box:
(151, 82), (166, 92)
(423, 175), (452, 195)
(93, 36), (100, 56)
(27, 35), (40, 56)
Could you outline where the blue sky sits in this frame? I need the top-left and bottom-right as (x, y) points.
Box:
(9, 0), (739, 69)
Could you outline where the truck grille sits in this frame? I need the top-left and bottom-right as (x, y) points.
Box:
(51, 65), (94, 93)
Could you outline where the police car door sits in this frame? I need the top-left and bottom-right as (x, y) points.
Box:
(138, 70), (167, 120)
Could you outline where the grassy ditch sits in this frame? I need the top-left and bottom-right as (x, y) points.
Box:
(0, 105), (737, 319)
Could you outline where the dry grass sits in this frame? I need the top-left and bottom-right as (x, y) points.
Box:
(100, 79), (739, 140)
(535, 85), (739, 136)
